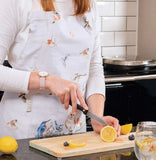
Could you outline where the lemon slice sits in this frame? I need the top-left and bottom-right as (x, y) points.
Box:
(100, 126), (117, 142)
(136, 139), (143, 148)
(0, 136), (18, 154)
(68, 140), (86, 147)
(121, 123), (133, 135)
(136, 138), (147, 149)
(143, 137), (155, 144)
(136, 137), (156, 150)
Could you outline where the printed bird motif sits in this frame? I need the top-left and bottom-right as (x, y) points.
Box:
(61, 54), (70, 67)
(83, 16), (92, 31)
(55, 120), (63, 131)
(80, 48), (89, 55)
(52, 12), (61, 23)
(7, 119), (18, 129)
(37, 119), (56, 138)
(73, 73), (87, 81)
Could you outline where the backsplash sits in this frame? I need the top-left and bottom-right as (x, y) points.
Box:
(96, 0), (138, 59)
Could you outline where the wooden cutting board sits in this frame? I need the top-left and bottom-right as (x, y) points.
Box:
(29, 132), (135, 158)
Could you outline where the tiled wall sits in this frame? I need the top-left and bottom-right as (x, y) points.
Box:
(96, 0), (138, 59)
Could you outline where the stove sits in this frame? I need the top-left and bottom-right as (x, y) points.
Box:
(104, 64), (156, 83)
(102, 61), (156, 126)
(105, 66), (156, 77)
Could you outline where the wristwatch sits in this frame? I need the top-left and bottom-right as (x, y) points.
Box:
(38, 71), (49, 89)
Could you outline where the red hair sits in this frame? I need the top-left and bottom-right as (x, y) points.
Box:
(41, 0), (91, 16)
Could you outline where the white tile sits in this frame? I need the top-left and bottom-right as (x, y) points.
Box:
(97, 2), (114, 16)
(100, 32), (114, 46)
(101, 17), (126, 31)
(115, 32), (136, 46)
(127, 46), (137, 56)
(102, 47), (126, 58)
(127, 17), (137, 30)
(115, 2), (137, 16)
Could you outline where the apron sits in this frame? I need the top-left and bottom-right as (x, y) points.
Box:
(0, 8), (95, 139)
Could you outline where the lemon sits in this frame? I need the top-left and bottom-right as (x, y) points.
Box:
(68, 140), (86, 147)
(120, 123), (133, 135)
(121, 152), (132, 156)
(0, 136), (18, 154)
(100, 126), (117, 142)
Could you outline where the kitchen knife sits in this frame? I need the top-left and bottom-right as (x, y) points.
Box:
(69, 101), (109, 126)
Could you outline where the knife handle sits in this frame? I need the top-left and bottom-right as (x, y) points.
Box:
(69, 100), (88, 115)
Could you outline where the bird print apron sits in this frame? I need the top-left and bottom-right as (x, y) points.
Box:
(0, 6), (95, 139)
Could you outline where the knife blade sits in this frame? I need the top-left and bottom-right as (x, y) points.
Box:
(69, 101), (109, 126)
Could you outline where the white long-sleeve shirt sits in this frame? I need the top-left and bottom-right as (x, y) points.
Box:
(0, 0), (105, 99)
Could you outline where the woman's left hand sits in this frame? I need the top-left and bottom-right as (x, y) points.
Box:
(91, 116), (121, 136)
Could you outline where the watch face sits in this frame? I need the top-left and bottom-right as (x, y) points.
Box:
(39, 71), (48, 77)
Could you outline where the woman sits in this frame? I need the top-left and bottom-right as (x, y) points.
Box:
(0, 0), (120, 139)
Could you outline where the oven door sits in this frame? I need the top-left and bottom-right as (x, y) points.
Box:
(104, 80), (156, 126)
(104, 82), (133, 125)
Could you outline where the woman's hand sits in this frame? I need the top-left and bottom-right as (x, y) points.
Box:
(46, 75), (88, 114)
(28, 72), (88, 113)
(91, 116), (121, 136)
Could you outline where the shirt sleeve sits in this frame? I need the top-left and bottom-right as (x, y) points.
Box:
(85, 0), (105, 100)
(0, 0), (31, 94)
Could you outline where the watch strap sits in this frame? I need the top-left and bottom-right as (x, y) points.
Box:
(40, 77), (45, 90)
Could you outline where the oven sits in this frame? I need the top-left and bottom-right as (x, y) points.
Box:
(104, 57), (156, 126)
(87, 56), (156, 131)
(87, 79), (156, 131)
(105, 80), (156, 126)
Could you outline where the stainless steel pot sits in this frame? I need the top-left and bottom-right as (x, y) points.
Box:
(103, 56), (156, 70)
(103, 58), (151, 66)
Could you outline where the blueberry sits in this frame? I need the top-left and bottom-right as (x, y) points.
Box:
(63, 141), (69, 146)
(128, 134), (135, 140)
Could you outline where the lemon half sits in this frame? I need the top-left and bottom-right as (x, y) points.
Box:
(121, 123), (133, 135)
(100, 126), (117, 142)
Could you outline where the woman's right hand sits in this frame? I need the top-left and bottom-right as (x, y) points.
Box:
(46, 74), (88, 114)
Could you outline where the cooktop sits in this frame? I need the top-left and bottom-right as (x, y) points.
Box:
(104, 65), (156, 78)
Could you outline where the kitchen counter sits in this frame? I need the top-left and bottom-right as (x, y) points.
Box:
(0, 138), (138, 160)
